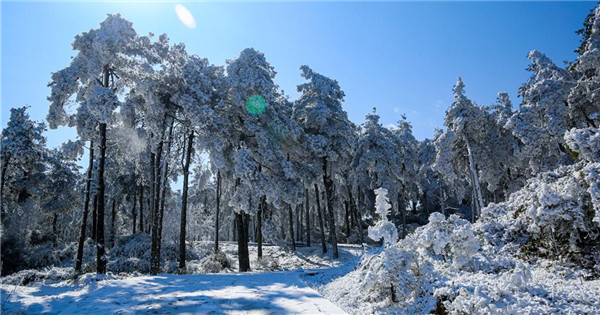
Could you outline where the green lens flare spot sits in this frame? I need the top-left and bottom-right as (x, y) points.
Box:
(246, 94), (267, 115)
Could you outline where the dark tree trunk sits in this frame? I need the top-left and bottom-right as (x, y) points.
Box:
(305, 188), (311, 247)
(138, 185), (144, 234)
(150, 136), (163, 275)
(344, 201), (350, 237)
(314, 184), (327, 254)
(322, 157), (339, 259)
(214, 171), (221, 253)
(0, 154), (11, 215)
(257, 195), (264, 259)
(288, 204), (296, 251)
(109, 198), (116, 248)
(236, 212), (250, 272)
(398, 193), (406, 239)
(52, 213), (58, 242)
(179, 131), (194, 271)
(156, 120), (174, 269)
(95, 65), (111, 274)
(96, 122), (107, 274)
(75, 141), (94, 273)
(92, 194), (98, 242)
(349, 188), (363, 244)
(132, 191), (137, 234)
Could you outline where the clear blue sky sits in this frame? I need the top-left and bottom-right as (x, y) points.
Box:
(2, 1), (597, 149)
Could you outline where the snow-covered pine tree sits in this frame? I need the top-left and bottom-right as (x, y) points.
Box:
(293, 65), (356, 259)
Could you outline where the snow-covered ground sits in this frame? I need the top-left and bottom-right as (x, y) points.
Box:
(0, 271), (347, 314)
(0, 243), (364, 314)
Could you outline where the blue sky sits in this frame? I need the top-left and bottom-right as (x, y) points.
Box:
(1, 1), (597, 149)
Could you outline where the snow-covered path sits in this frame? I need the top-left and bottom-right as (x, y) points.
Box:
(1, 271), (347, 314)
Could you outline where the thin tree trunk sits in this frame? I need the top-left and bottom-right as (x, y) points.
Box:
(344, 201), (350, 237)
(92, 194), (98, 242)
(322, 157), (339, 259)
(288, 204), (296, 251)
(96, 122), (107, 274)
(132, 191), (137, 234)
(75, 141), (94, 273)
(305, 188), (311, 247)
(109, 198), (116, 248)
(138, 185), (144, 234)
(95, 65), (111, 274)
(398, 194), (406, 239)
(314, 184), (327, 254)
(257, 195), (264, 259)
(150, 132), (164, 275)
(0, 154), (11, 215)
(156, 120), (174, 269)
(464, 136), (484, 219)
(179, 131), (194, 271)
(214, 170), (221, 253)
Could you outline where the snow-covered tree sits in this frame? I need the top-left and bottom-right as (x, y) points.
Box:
(506, 50), (574, 174)
(568, 6), (600, 129)
(294, 65), (356, 259)
(47, 14), (161, 274)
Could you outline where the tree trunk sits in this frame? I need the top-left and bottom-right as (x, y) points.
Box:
(288, 204), (296, 251)
(322, 157), (339, 259)
(75, 141), (94, 273)
(398, 193), (406, 239)
(96, 122), (107, 274)
(109, 198), (116, 248)
(138, 185), (144, 234)
(344, 200), (350, 237)
(305, 188), (311, 247)
(150, 134), (164, 275)
(214, 170), (221, 253)
(156, 120), (174, 270)
(0, 154), (11, 215)
(132, 191), (137, 234)
(179, 131), (194, 271)
(348, 187), (363, 244)
(464, 136), (484, 219)
(314, 184), (327, 254)
(92, 194), (98, 242)
(257, 195), (264, 259)
(236, 212), (250, 272)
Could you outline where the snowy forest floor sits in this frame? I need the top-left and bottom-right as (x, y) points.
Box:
(0, 243), (366, 314)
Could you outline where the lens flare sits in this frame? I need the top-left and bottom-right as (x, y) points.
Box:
(246, 94), (267, 115)
(175, 4), (196, 29)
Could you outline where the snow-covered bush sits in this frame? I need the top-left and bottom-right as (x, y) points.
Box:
(2, 267), (72, 286)
(107, 234), (199, 274)
(480, 162), (599, 259)
(255, 256), (280, 271)
(367, 188), (398, 247)
(197, 250), (233, 273)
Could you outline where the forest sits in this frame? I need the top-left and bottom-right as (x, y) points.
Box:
(1, 3), (599, 315)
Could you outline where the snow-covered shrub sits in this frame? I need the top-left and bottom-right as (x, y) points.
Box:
(197, 250), (233, 273)
(367, 188), (398, 247)
(325, 212), (481, 313)
(107, 234), (199, 274)
(255, 255), (279, 271)
(480, 162), (599, 259)
(412, 213), (481, 270)
(2, 267), (72, 286)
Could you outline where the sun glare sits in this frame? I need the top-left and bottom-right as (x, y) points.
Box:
(175, 4), (196, 29)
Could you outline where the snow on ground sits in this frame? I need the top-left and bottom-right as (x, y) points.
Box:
(1, 271), (347, 314)
(0, 244), (364, 314)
